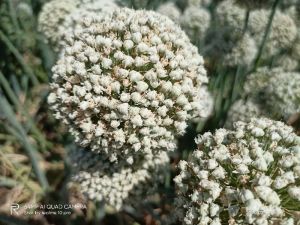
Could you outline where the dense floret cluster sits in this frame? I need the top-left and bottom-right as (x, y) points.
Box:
(157, 2), (181, 23)
(175, 118), (300, 225)
(215, 0), (246, 31)
(201, 0), (298, 68)
(248, 9), (297, 59)
(222, 33), (257, 67)
(263, 71), (300, 119)
(38, 0), (118, 50)
(38, 0), (76, 47)
(48, 8), (211, 163)
(225, 99), (263, 128)
(227, 67), (300, 125)
(70, 148), (169, 210)
(180, 6), (211, 42)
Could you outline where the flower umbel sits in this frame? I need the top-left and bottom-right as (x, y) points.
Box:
(48, 8), (211, 162)
(175, 118), (300, 225)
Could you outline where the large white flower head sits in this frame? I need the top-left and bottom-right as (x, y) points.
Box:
(248, 9), (297, 58)
(38, 0), (77, 47)
(38, 0), (118, 50)
(244, 67), (300, 120)
(180, 6), (211, 42)
(222, 33), (258, 67)
(206, 31), (258, 68)
(210, 0), (259, 67)
(48, 8), (211, 162)
(263, 71), (300, 120)
(225, 98), (264, 128)
(174, 118), (300, 225)
(271, 18), (300, 70)
(70, 148), (169, 211)
(215, 0), (246, 32)
(157, 2), (181, 24)
(243, 67), (284, 97)
(273, 54), (299, 72)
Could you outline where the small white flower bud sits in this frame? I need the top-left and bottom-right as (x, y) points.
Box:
(123, 39), (134, 49)
(135, 81), (148, 93)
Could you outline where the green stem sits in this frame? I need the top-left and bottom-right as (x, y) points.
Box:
(0, 30), (38, 85)
(254, 0), (281, 68)
(7, 0), (22, 42)
(243, 9), (250, 34)
(231, 65), (242, 102)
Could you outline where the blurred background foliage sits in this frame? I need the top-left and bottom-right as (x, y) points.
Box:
(0, 0), (300, 225)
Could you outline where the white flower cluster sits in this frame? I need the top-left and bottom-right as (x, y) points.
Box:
(180, 6), (211, 42)
(70, 147), (169, 210)
(263, 70), (300, 120)
(225, 99), (263, 128)
(48, 8), (211, 163)
(227, 67), (300, 125)
(174, 118), (300, 225)
(274, 54), (299, 72)
(157, 0), (212, 43)
(248, 9), (297, 59)
(205, 0), (257, 67)
(38, 0), (118, 50)
(205, 0), (298, 68)
(157, 2), (181, 24)
(243, 67), (283, 96)
(215, 0), (246, 31)
(244, 67), (300, 119)
(222, 33), (258, 67)
(274, 34), (300, 71)
(57, 0), (118, 50)
(38, 0), (76, 47)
